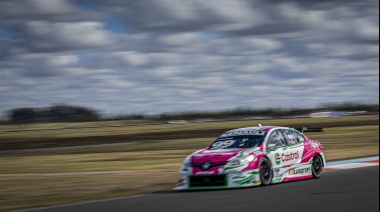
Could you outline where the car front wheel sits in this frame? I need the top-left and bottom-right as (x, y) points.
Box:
(260, 157), (273, 186)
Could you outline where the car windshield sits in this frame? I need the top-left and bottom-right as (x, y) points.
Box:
(209, 135), (266, 150)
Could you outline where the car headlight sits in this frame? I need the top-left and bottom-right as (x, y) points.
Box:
(183, 161), (191, 168)
(227, 155), (255, 166)
(181, 156), (191, 169)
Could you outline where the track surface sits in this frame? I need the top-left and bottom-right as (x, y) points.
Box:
(27, 166), (379, 212)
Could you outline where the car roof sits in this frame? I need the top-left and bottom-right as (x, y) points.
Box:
(231, 126), (282, 132)
(219, 125), (303, 138)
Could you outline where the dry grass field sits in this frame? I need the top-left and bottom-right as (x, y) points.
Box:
(0, 115), (378, 211)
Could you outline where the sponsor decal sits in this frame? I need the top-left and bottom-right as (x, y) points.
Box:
(281, 152), (299, 162)
(288, 167), (311, 176)
(221, 130), (265, 137)
(275, 153), (281, 165)
(195, 171), (215, 175)
(194, 152), (235, 157)
(274, 168), (281, 176)
(275, 152), (299, 165)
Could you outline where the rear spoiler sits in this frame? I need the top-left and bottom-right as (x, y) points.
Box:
(294, 127), (324, 133)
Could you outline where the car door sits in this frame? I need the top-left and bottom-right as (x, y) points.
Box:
(266, 129), (286, 170)
(280, 129), (304, 167)
(291, 130), (314, 162)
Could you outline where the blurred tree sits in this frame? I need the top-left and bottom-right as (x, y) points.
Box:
(8, 108), (36, 122)
(50, 104), (99, 121)
(8, 105), (100, 123)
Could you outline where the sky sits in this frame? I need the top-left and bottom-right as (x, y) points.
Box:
(0, 0), (379, 118)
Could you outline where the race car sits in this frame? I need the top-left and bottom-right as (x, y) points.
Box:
(176, 125), (325, 189)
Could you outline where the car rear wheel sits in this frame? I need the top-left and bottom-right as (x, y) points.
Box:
(312, 155), (323, 179)
(260, 157), (273, 186)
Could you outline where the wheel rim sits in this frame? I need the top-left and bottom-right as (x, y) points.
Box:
(261, 161), (270, 182)
(313, 156), (322, 175)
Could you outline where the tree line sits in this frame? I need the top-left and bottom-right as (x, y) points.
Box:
(5, 102), (379, 124)
(155, 102), (379, 121)
(8, 105), (100, 123)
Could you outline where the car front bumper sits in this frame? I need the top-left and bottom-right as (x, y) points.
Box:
(176, 169), (261, 190)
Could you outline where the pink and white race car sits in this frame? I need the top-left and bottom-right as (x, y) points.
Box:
(177, 125), (326, 189)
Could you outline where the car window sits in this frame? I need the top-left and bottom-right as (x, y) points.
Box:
(267, 130), (285, 149)
(210, 135), (265, 150)
(282, 130), (298, 145)
(292, 131), (305, 143)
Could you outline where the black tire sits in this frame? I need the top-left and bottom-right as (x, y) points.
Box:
(312, 155), (323, 179)
(260, 157), (273, 186)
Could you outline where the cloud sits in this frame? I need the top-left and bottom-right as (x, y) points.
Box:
(307, 43), (379, 58)
(0, 0), (378, 117)
(0, 0), (103, 22)
(20, 21), (113, 52)
(159, 33), (202, 46)
(0, 0), (75, 20)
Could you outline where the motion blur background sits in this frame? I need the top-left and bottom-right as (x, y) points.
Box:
(0, 0), (378, 211)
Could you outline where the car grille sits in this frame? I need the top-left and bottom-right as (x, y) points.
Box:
(190, 162), (227, 169)
(189, 175), (226, 187)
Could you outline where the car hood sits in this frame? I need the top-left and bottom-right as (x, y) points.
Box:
(190, 148), (247, 164)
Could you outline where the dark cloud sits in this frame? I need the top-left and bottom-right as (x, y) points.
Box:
(0, 0), (104, 22)
(226, 22), (306, 36)
(21, 21), (113, 52)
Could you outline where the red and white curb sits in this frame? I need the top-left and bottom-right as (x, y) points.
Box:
(324, 156), (379, 172)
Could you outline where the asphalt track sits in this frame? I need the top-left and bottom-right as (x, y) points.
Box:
(26, 166), (379, 212)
